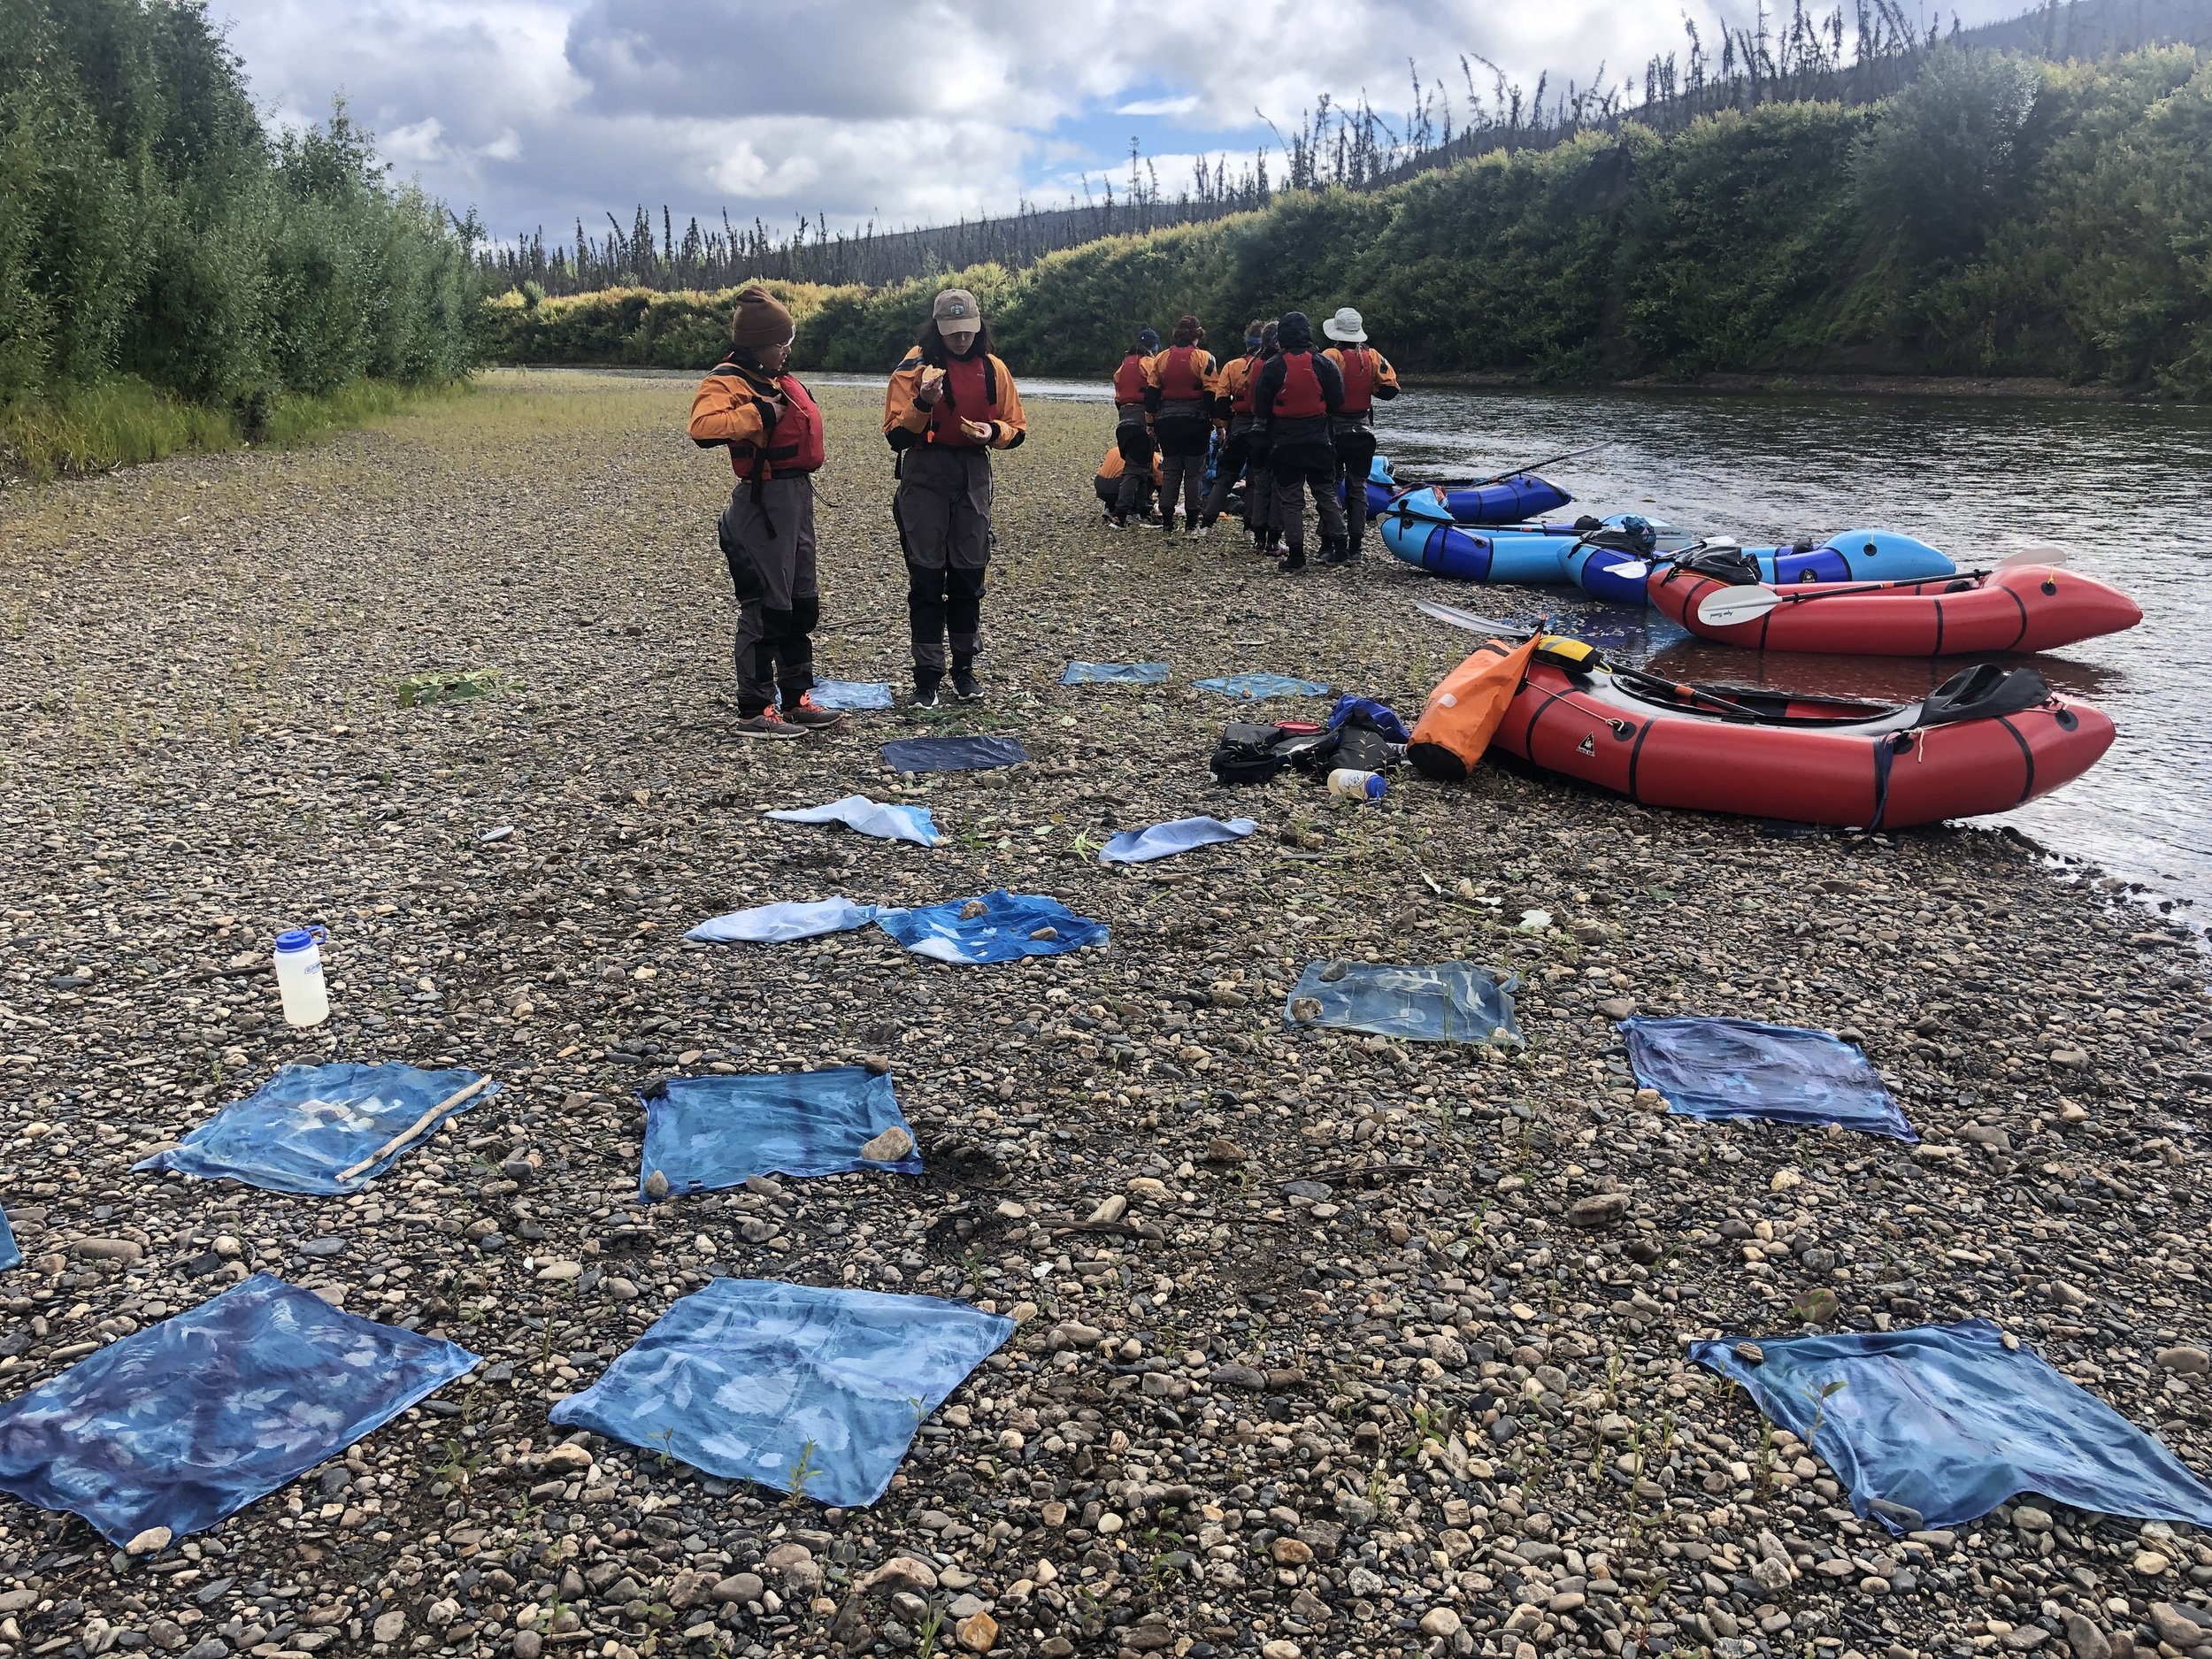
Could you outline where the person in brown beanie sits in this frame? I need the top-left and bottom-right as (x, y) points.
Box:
(687, 283), (842, 739)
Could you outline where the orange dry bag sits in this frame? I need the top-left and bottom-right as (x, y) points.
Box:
(1408, 634), (1540, 781)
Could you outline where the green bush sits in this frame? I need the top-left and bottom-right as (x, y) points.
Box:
(485, 281), (838, 368)
(0, 0), (482, 471)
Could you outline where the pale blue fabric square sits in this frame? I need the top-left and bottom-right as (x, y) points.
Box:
(548, 1279), (1012, 1507)
(0, 1275), (478, 1543)
(1286, 961), (1521, 1044)
(810, 680), (895, 710)
(1062, 662), (1170, 686)
(687, 897), (888, 944)
(1192, 673), (1331, 700)
(764, 795), (941, 847)
(1100, 817), (1257, 864)
(135, 1064), (499, 1194)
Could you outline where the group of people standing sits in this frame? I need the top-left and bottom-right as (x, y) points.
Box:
(685, 283), (1401, 739)
(1102, 306), (1400, 572)
(688, 283), (1025, 736)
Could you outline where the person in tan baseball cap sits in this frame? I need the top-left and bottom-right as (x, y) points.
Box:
(882, 288), (1027, 706)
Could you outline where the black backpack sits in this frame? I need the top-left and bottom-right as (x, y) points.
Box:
(1210, 721), (1338, 784)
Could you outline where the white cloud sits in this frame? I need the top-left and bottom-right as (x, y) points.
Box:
(1115, 96), (1201, 116)
(381, 117), (447, 165)
(206, 0), (2046, 240)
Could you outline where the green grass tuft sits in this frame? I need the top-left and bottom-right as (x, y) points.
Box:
(1, 375), (473, 483)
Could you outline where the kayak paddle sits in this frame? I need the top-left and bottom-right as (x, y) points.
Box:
(1413, 598), (1538, 635)
(1455, 443), (1610, 489)
(1694, 546), (2070, 629)
(1401, 443), (1614, 503)
(1413, 600), (1765, 721)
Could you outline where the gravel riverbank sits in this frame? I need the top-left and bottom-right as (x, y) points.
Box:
(2, 371), (2208, 1659)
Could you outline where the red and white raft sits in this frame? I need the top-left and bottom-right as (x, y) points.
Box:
(1490, 655), (2114, 829)
(1651, 558), (2142, 657)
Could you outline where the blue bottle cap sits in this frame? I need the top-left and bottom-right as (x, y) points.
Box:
(275, 929), (316, 952)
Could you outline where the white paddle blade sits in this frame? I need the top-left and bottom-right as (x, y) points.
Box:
(2001, 545), (2070, 570)
(1696, 586), (1786, 628)
(1414, 598), (1518, 634)
(1595, 561), (1648, 580)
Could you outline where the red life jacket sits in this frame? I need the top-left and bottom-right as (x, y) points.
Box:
(1111, 351), (1148, 403)
(1158, 345), (1206, 401)
(728, 374), (825, 480)
(1271, 350), (1326, 420)
(928, 353), (1002, 448)
(1229, 352), (1262, 416)
(1335, 348), (1376, 417)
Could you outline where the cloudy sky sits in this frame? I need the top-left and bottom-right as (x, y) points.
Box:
(211, 0), (2024, 244)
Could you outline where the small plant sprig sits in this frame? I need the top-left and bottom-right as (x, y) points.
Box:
(785, 1438), (821, 1507)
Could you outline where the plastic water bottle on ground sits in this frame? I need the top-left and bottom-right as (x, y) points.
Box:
(1327, 769), (1386, 803)
(273, 927), (331, 1027)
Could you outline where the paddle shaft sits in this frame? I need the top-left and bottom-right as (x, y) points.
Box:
(1694, 548), (2066, 627)
(1411, 601), (1770, 722)
(1458, 443), (1609, 489)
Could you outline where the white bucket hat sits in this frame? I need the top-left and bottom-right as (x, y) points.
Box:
(1322, 306), (1366, 343)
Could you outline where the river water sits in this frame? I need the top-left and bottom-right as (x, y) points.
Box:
(1356, 384), (2212, 915)
(813, 373), (2212, 911)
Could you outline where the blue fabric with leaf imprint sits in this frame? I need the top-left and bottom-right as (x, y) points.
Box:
(1621, 1016), (1915, 1141)
(135, 1064), (499, 1194)
(874, 889), (1106, 964)
(0, 1210), (17, 1274)
(0, 1275), (478, 1543)
(1693, 1320), (2212, 1532)
(640, 1068), (921, 1199)
(1285, 961), (1521, 1044)
(549, 1279), (1012, 1507)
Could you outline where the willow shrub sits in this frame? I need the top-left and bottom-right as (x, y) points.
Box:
(0, 0), (481, 471)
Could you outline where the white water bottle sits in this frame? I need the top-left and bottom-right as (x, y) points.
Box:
(1327, 768), (1386, 803)
(273, 926), (331, 1027)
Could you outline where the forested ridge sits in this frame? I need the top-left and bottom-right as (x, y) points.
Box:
(495, 45), (2212, 398)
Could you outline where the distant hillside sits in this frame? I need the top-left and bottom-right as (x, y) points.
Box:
(1962, 0), (2212, 55)
(784, 46), (2212, 398)
(482, 0), (2212, 305)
